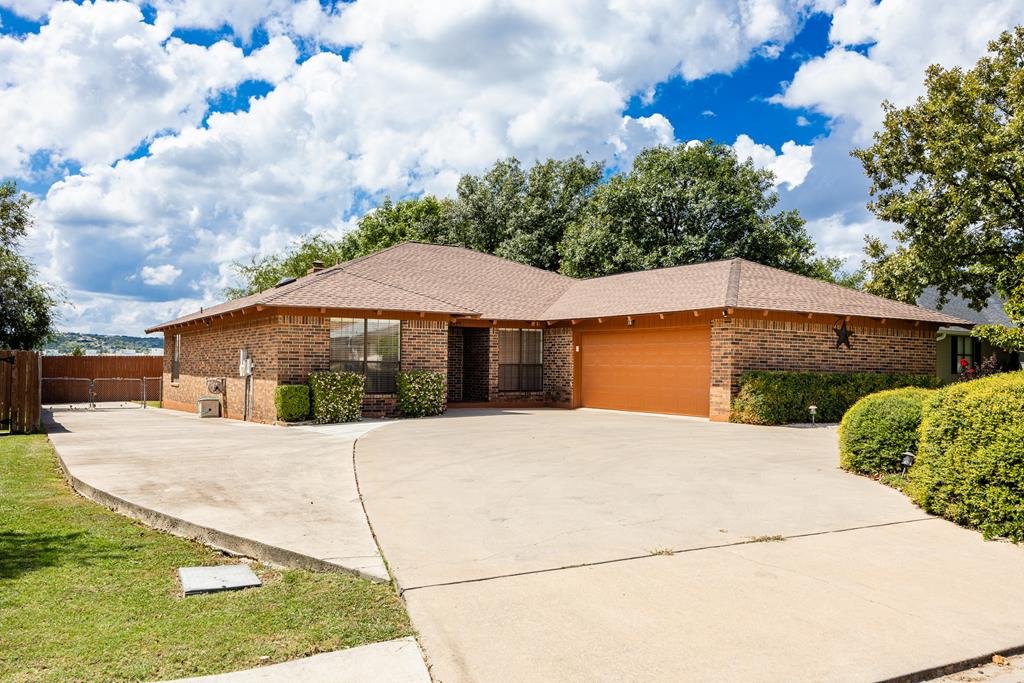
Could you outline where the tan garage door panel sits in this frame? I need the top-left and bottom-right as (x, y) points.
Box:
(580, 327), (711, 417)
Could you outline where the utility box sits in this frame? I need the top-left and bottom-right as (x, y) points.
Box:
(197, 396), (221, 418)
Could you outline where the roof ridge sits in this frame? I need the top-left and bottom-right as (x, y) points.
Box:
(262, 262), (477, 314)
(725, 258), (742, 308)
(575, 256), (738, 283)
(257, 241), (425, 305)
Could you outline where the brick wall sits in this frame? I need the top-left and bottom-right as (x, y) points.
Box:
(276, 315), (330, 384)
(709, 314), (938, 419)
(447, 326), (464, 402)
(162, 317), (279, 423)
(543, 327), (573, 405)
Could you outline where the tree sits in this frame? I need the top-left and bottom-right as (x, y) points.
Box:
(227, 148), (849, 298)
(853, 28), (1024, 350)
(559, 142), (839, 278)
(226, 234), (350, 298)
(447, 156), (603, 271)
(227, 157), (602, 297)
(70, 345), (84, 357)
(338, 195), (454, 260)
(0, 180), (59, 350)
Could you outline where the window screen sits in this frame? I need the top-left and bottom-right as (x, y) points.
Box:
(330, 318), (400, 393)
(498, 329), (542, 392)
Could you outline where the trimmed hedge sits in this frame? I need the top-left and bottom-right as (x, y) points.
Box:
(308, 371), (364, 423)
(730, 371), (941, 425)
(838, 387), (934, 475)
(396, 370), (445, 417)
(275, 384), (310, 422)
(907, 371), (1024, 541)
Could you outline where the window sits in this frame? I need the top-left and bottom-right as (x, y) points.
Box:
(952, 335), (979, 373)
(171, 334), (181, 383)
(498, 329), (542, 392)
(330, 318), (400, 393)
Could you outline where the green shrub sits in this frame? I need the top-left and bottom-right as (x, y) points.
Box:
(396, 371), (445, 417)
(906, 371), (1024, 541)
(838, 387), (934, 475)
(275, 384), (311, 422)
(730, 371), (941, 425)
(308, 371), (364, 423)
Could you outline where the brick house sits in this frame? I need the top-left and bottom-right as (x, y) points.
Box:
(146, 242), (969, 422)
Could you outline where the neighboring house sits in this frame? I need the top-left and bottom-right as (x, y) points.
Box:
(146, 242), (969, 423)
(917, 287), (1023, 383)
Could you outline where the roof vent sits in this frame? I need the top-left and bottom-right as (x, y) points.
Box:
(275, 276), (297, 288)
(306, 260), (325, 275)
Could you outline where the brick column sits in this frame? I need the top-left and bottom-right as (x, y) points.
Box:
(709, 316), (736, 421)
(401, 319), (449, 408)
(543, 327), (573, 405)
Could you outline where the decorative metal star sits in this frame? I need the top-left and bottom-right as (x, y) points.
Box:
(833, 319), (854, 349)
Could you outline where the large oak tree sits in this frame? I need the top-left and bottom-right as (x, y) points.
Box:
(854, 27), (1024, 350)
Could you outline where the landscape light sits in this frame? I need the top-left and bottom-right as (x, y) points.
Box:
(901, 451), (916, 475)
(808, 405), (817, 424)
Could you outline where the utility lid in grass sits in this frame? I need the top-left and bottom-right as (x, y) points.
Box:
(178, 564), (261, 596)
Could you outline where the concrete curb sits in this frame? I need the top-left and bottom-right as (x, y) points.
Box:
(53, 446), (387, 583)
(877, 643), (1024, 683)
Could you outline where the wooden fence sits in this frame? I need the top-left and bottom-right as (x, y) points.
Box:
(42, 355), (163, 404)
(0, 350), (42, 434)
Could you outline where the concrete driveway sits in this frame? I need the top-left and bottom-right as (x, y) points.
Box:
(46, 405), (390, 580)
(355, 409), (1024, 683)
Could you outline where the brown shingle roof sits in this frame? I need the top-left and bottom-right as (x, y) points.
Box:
(544, 258), (968, 324)
(148, 244), (971, 331)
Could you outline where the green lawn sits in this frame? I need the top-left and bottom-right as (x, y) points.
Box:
(0, 434), (413, 683)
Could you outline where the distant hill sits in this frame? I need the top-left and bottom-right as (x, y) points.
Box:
(44, 332), (163, 355)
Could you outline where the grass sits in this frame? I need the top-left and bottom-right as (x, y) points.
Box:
(747, 534), (786, 543)
(0, 434), (413, 683)
(877, 472), (909, 493)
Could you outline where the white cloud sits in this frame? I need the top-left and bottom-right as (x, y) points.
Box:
(732, 134), (813, 190)
(796, 115), (810, 126)
(0, 0), (298, 176)
(0, 0), (53, 20)
(140, 263), (183, 286)
(701, 110), (716, 117)
(16, 0), (818, 334)
(772, 0), (1024, 140)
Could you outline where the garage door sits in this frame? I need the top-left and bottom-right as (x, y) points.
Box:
(580, 326), (711, 417)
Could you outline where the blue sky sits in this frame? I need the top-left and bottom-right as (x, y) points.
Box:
(1, 0), (1021, 336)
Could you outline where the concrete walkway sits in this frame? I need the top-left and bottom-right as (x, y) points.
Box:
(355, 409), (1024, 683)
(164, 637), (429, 683)
(45, 406), (388, 581)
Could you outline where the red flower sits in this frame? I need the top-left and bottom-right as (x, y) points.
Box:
(959, 358), (969, 368)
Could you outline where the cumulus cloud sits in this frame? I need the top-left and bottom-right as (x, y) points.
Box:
(732, 134), (813, 190)
(14, 0), (816, 333)
(0, 0), (53, 20)
(772, 0), (1024, 140)
(0, 0), (298, 176)
(140, 264), (183, 286)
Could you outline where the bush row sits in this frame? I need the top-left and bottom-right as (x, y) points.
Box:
(839, 371), (1024, 542)
(730, 371), (941, 425)
(274, 370), (446, 423)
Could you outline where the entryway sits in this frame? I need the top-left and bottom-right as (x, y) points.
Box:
(447, 326), (490, 404)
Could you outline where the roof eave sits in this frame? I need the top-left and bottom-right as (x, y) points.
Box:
(146, 303), (481, 333)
